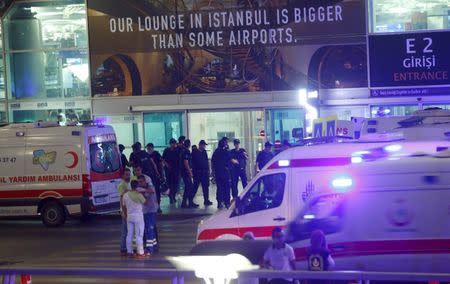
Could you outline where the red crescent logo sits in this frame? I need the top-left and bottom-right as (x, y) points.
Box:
(65, 151), (79, 169)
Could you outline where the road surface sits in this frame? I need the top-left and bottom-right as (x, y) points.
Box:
(0, 214), (206, 283)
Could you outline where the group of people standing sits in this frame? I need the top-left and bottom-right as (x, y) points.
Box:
(118, 136), (287, 211)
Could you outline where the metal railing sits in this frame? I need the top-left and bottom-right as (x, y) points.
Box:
(1, 267), (450, 284)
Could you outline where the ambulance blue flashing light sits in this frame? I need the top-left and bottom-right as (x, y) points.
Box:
(351, 156), (363, 164)
(384, 144), (402, 152)
(303, 214), (316, 220)
(331, 176), (354, 193)
(278, 160), (290, 167)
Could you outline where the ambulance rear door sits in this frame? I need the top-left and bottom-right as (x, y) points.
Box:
(85, 126), (121, 213)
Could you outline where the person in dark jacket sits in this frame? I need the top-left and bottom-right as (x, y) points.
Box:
(211, 139), (232, 209)
(181, 139), (198, 208)
(119, 144), (129, 171)
(256, 141), (274, 173)
(162, 138), (181, 204)
(230, 139), (248, 199)
(307, 230), (335, 271)
(192, 140), (213, 206)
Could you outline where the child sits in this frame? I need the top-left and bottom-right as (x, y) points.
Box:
(122, 180), (146, 258)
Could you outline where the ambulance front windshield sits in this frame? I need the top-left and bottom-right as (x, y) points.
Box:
(90, 142), (121, 173)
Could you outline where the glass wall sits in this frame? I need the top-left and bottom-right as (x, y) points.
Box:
(265, 108), (305, 144)
(144, 112), (184, 153)
(9, 100), (91, 123)
(370, 104), (450, 117)
(0, 103), (6, 123)
(94, 114), (144, 158)
(3, 0), (91, 123)
(370, 0), (450, 33)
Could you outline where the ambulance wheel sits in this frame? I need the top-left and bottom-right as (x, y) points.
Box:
(42, 201), (66, 227)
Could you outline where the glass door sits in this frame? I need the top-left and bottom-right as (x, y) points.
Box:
(144, 112), (183, 153)
(188, 109), (265, 183)
(265, 108), (305, 144)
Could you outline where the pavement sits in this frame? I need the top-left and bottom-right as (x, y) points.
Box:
(0, 189), (225, 283)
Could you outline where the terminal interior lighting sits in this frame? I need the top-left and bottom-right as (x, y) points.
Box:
(298, 89), (318, 136)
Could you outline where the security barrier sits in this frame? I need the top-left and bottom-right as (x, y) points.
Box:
(1, 267), (450, 284)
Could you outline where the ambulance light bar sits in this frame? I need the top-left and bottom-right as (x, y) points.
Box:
(331, 176), (353, 193)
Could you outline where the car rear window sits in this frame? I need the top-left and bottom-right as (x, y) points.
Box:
(90, 142), (120, 173)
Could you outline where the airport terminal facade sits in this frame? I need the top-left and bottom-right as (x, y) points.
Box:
(0, 0), (449, 165)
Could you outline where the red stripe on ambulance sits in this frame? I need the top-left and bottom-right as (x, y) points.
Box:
(294, 239), (450, 260)
(0, 189), (83, 199)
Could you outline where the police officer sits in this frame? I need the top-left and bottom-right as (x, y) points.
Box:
(256, 141), (274, 173)
(230, 139), (248, 199)
(162, 138), (181, 204)
(192, 140), (213, 206)
(211, 139), (232, 209)
(181, 139), (198, 208)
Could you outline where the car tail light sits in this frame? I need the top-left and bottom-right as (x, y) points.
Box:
(82, 174), (91, 197)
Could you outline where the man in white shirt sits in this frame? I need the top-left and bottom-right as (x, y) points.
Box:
(263, 227), (296, 284)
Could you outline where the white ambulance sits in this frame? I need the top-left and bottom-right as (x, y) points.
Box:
(194, 112), (450, 272)
(0, 122), (122, 227)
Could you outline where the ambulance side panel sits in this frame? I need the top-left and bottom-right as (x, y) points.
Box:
(289, 157), (450, 273)
(25, 127), (84, 216)
(0, 128), (27, 215)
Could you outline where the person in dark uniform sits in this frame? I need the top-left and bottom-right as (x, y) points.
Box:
(129, 143), (153, 178)
(230, 139), (248, 199)
(119, 144), (129, 171)
(211, 139), (232, 209)
(146, 143), (163, 213)
(192, 140), (213, 206)
(162, 138), (181, 204)
(256, 141), (274, 173)
(181, 139), (198, 208)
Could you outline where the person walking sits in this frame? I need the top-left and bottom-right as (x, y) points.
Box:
(123, 180), (146, 259)
(211, 139), (232, 209)
(230, 139), (248, 198)
(192, 140), (213, 206)
(263, 227), (296, 284)
(256, 141), (274, 173)
(137, 175), (158, 255)
(181, 139), (198, 208)
(146, 143), (163, 213)
(118, 168), (131, 256)
(163, 138), (181, 204)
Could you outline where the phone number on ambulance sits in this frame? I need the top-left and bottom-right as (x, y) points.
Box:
(0, 157), (16, 163)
